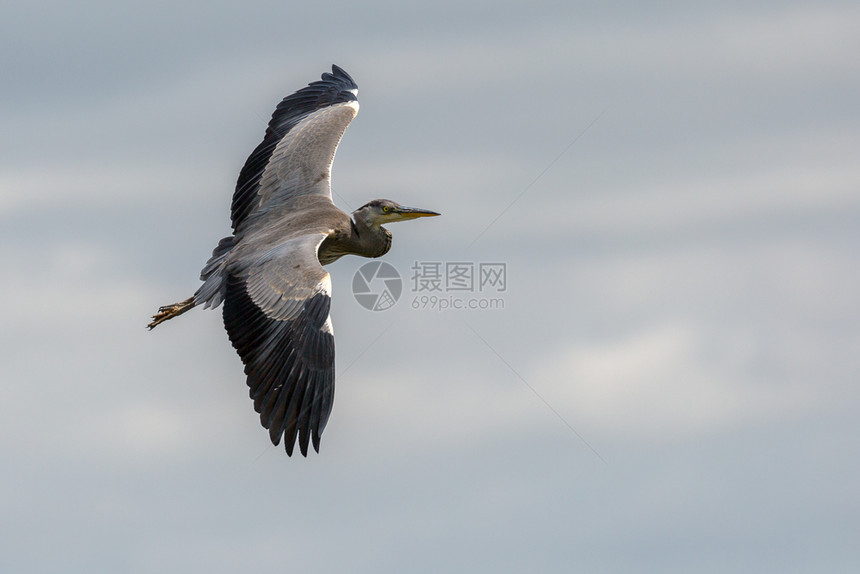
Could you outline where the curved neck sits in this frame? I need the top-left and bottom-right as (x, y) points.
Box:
(350, 216), (392, 258)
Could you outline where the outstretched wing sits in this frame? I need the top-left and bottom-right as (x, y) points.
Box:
(231, 65), (359, 234)
(222, 233), (335, 456)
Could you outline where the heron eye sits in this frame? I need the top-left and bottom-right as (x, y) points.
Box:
(382, 206), (390, 213)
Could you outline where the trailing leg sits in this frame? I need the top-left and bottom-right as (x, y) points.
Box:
(147, 297), (195, 329)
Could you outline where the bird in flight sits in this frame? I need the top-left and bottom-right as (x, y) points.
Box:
(148, 65), (439, 456)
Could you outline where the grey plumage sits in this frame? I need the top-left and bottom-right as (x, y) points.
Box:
(149, 66), (439, 456)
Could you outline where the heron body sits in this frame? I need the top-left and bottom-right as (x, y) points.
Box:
(149, 66), (439, 456)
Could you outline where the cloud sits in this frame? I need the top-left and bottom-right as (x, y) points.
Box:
(2, 2), (859, 572)
(533, 322), (818, 442)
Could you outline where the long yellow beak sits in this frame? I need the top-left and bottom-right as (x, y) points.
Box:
(395, 206), (441, 220)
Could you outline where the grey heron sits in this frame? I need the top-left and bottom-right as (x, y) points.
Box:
(148, 65), (439, 456)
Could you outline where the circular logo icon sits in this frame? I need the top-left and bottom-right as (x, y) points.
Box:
(352, 261), (402, 311)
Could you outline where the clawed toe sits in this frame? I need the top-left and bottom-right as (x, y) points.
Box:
(147, 297), (195, 330)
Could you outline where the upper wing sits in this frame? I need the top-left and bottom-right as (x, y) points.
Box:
(222, 233), (335, 456)
(231, 65), (359, 234)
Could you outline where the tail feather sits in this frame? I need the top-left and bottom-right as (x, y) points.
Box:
(194, 236), (234, 309)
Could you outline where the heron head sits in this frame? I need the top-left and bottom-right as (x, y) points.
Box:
(353, 199), (440, 228)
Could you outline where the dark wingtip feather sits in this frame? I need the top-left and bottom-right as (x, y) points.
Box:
(269, 424), (282, 446)
(223, 274), (335, 459)
(329, 65), (357, 89)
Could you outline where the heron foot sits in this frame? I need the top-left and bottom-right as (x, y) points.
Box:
(147, 297), (195, 330)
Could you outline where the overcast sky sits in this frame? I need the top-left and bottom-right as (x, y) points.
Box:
(2, 1), (859, 572)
